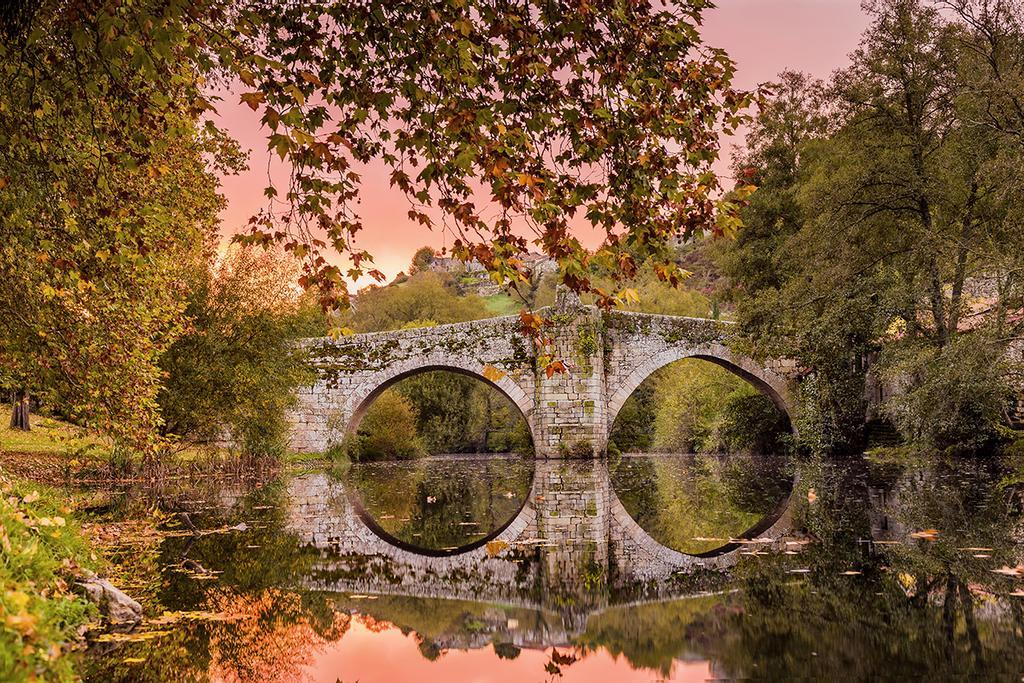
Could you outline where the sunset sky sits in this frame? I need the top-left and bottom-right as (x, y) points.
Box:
(212, 1), (872, 282)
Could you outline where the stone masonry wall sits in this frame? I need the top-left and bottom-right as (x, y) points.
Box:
(288, 315), (535, 453)
(287, 305), (799, 456)
(531, 297), (608, 456)
(602, 310), (799, 434)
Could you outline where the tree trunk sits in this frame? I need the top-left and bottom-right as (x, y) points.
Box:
(9, 390), (30, 431)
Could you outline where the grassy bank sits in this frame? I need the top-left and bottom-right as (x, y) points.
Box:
(0, 415), (312, 484)
(0, 476), (98, 682)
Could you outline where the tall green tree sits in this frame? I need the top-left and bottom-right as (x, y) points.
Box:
(158, 247), (325, 459)
(722, 0), (1024, 451)
(0, 0), (240, 447)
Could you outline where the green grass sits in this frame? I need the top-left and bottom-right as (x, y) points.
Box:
(482, 293), (521, 316)
(0, 416), (108, 458)
(0, 476), (98, 682)
(0, 415), (251, 479)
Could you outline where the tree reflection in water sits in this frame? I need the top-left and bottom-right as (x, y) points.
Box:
(80, 454), (1024, 682)
(610, 453), (793, 554)
(346, 455), (534, 551)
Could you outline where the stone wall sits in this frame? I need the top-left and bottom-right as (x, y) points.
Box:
(288, 315), (535, 453)
(601, 310), (799, 434)
(531, 297), (609, 456)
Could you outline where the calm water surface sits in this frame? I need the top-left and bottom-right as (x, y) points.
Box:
(80, 453), (1024, 682)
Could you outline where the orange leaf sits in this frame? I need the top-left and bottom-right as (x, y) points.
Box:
(240, 91), (265, 111)
(545, 360), (567, 378)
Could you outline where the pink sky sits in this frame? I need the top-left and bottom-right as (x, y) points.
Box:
(300, 617), (715, 683)
(213, 1), (871, 282)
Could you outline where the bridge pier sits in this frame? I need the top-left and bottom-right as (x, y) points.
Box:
(532, 290), (609, 457)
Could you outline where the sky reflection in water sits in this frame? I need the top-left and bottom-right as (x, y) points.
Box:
(81, 453), (1024, 682)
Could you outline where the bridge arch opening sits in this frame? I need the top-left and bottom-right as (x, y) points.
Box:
(606, 354), (794, 557)
(346, 364), (535, 448)
(343, 365), (535, 555)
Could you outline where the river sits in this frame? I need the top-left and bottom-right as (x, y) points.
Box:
(79, 452), (1024, 681)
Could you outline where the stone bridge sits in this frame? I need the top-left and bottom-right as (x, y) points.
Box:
(285, 459), (794, 624)
(288, 293), (798, 457)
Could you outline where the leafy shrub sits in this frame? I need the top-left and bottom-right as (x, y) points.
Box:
(719, 393), (790, 454)
(158, 246), (324, 461)
(882, 336), (1011, 452)
(0, 478), (96, 682)
(349, 390), (425, 461)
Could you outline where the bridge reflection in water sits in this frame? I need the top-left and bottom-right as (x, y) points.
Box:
(81, 454), (1024, 682)
(285, 458), (793, 633)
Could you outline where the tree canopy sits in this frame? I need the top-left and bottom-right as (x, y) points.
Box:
(721, 0), (1024, 451)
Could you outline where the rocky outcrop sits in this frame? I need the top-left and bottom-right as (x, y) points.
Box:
(78, 577), (142, 624)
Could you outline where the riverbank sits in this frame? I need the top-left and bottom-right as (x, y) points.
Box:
(0, 416), (323, 487)
(0, 476), (97, 681)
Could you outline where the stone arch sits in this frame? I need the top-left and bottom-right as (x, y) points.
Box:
(344, 357), (536, 444)
(605, 342), (796, 433)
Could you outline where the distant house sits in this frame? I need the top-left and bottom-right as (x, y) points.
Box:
(427, 252), (557, 296)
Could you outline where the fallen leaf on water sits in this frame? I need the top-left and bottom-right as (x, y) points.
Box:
(96, 630), (173, 643)
(991, 565), (1024, 577)
(486, 539), (509, 558)
(149, 610), (240, 626)
(806, 488), (817, 504)
(909, 529), (939, 540)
